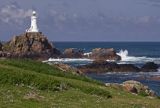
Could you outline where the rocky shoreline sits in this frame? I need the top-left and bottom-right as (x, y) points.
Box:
(0, 32), (61, 60)
(0, 32), (159, 73)
(0, 32), (121, 61)
(0, 32), (159, 98)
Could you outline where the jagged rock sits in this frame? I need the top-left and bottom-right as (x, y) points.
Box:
(141, 62), (159, 72)
(105, 80), (156, 97)
(2, 32), (61, 60)
(88, 48), (121, 61)
(122, 80), (156, 97)
(62, 48), (84, 58)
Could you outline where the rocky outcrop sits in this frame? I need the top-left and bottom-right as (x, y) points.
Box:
(78, 61), (159, 73)
(78, 60), (140, 73)
(62, 48), (83, 58)
(122, 80), (156, 97)
(88, 48), (121, 61)
(2, 32), (61, 60)
(105, 80), (156, 97)
(141, 62), (159, 72)
(54, 63), (82, 75)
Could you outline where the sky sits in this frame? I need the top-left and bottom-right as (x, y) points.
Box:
(0, 0), (160, 41)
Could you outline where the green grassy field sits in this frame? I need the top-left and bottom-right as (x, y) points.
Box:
(0, 59), (159, 108)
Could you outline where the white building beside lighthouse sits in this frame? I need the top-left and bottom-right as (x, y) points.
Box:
(26, 11), (39, 32)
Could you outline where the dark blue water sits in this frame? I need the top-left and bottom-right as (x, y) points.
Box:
(54, 42), (160, 58)
(53, 42), (160, 96)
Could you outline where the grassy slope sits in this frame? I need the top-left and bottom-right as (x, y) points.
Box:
(0, 59), (159, 108)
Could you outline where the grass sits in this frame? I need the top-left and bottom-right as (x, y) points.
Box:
(0, 59), (159, 108)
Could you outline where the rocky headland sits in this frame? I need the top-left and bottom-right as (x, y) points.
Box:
(0, 32), (61, 60)
(0, 32), (159, 73)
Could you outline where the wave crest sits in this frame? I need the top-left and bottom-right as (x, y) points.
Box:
(117, 49), (160, 64)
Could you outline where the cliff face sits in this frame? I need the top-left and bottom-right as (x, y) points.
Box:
(2, 32), (61, 60)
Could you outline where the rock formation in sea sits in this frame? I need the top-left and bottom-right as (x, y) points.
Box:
(141, 62), (159, 72)
(61, 48), (121, 61)
(87, 48), (121, 61)
(2, 32), (61, 60)
(78, 61), (159, 73)
(62, 48), (84, 58)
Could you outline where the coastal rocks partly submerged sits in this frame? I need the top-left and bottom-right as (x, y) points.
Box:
(78, 60), (139, 73)
(87, 48), (121, 61)
(141, 62), (159, 72)
(2, 32), (61, 60)
(78, 61), (159, 73)
(61, 48), (121, 61)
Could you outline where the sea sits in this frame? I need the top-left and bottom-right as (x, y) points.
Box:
(49, 42), (160, 96)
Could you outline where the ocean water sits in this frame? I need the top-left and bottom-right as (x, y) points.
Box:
(51, 42), (160, 96)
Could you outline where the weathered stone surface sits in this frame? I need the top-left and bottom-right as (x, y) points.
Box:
(62, 48), (84, 58)
(105, 80), (156, 97)
(141, 62), (159, 72)
(122, 80), (156, 97)
(88, 48), (121, 61)
(2, 32), (61, 60)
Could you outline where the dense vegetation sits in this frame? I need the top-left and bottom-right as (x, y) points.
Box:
(0, 59), (159, 108)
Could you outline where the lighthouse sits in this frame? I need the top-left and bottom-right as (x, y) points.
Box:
(26, 11), (39, 32)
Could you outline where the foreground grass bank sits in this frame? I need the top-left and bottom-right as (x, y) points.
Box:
(0, 59), (159, 108)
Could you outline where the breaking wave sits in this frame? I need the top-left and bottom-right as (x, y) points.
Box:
(117, 49), (160, 64)
(44, 49), (160, 65)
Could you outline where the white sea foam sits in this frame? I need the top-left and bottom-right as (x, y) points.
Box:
(43, 49), (160, 65)
(44, 58), (93, 64)
(117, 49), (160, 64)
(83, 52), (92, 56)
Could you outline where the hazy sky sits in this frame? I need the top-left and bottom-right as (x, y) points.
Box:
(0, 0), (160, 41)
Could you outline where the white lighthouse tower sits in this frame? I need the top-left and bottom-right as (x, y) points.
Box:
(26, 11), (39, 32)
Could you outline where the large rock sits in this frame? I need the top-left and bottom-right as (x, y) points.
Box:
(105, 80), (156, 97)
(78, 60), (140, 73)
(2, 32), (61, 60)
(141, 62), (159, 72)
(62, 48), (84, 58)
(78, 60), (159, 73)
(122, 80), (156, 97)
(89, 48), (121, 61)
